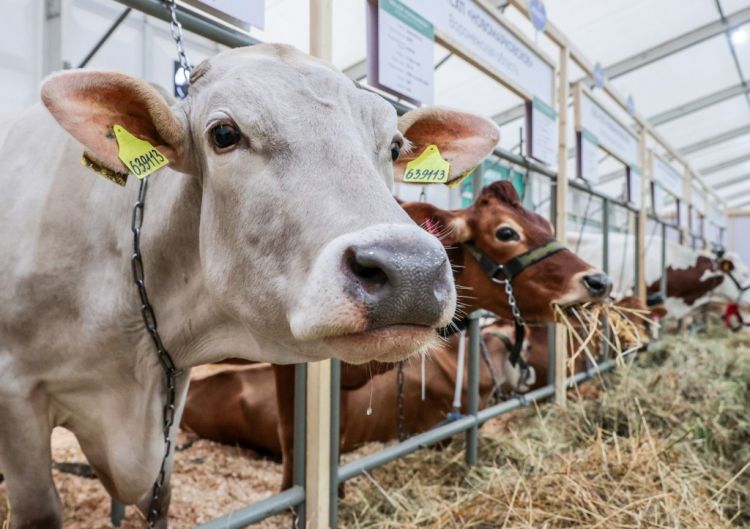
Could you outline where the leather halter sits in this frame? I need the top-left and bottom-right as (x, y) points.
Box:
(463, 239), (567, 370)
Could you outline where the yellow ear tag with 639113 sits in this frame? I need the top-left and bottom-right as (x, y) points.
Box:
(403, 144), (449, 184)
(113, 124), (170, 179)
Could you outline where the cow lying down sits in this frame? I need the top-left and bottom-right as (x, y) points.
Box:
(181, 320), (532, 464)
(0, 43), (509, 529)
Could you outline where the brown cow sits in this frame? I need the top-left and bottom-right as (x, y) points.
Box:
(182, 320), (528, 457)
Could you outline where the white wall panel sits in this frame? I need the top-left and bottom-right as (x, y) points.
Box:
(0, 0), (43, 111)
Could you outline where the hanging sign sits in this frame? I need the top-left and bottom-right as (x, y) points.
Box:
(577, 129), (599, 183)
(368, 0), (435, 105)
(527, 96), (557, 165)
(593, 62), (604, 89)
(652, 155), (683, 197)
(399, 0), (555, 105)
(626, 94), (635, 115)
(530, 0), (547, 31)
(574, 84), (638, 168)
(183, 0), (265, 30)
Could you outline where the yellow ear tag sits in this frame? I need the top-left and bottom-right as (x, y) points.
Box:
(113, 124), (170, 179)
(403, 144), (450, 184)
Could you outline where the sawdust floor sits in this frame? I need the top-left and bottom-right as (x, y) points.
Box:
(0, 425), (427, 528)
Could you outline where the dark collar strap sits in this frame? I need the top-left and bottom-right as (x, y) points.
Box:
(466, 240), (567, 283)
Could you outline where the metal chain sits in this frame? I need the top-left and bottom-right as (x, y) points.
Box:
(132, 177), (182, 527)
(492, 278), (526, 327)
(163, 0), (192, 75)
(396, 361), (406, 442)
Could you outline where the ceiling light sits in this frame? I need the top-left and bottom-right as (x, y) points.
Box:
(731, 28), (747, 45)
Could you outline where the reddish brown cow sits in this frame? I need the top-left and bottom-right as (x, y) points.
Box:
(182, 320), (526, 458)
(186, 181), (611, 489)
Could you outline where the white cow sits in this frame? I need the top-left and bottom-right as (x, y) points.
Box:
(570, 231), (750, 319)
(0, 44), (507, 528)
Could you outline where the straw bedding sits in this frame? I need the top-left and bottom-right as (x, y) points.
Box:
(338, 331), (750, 528)
(2, 330), (749, 528)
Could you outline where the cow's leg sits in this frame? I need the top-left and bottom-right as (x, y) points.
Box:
(0, 399), (62, 529)
(271, 364), (296, 491)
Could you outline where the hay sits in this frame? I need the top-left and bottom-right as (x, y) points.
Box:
(338, 333), (750, 528)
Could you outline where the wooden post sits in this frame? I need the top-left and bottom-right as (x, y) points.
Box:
(307, 2), (333, 528)
(554, 46), (570, 407)
(637, 132), (648, 302)
(683, 167), (692, 246)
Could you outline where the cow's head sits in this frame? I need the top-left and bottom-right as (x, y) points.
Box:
(40, 44), (500, 364)
(402, 181), (611, 322)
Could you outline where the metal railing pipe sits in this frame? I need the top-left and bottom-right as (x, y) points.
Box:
(465, 315), (481, 465)
(329, 359), (341, 529)
(113, 0), (261, 49)
(292, 363), (307, 527)
(194, 486), (305, 529)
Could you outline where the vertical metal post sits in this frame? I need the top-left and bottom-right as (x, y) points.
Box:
(293, 363), (307, 529)
(660, 222), (668, 299)
(602, 199), (610, 275)
(634, 212), (641, 290)
(465, 314), (480, 466)
(328, 360), (341, 529)
(601, 198), (610, 362)
(110, 499), (125, 526)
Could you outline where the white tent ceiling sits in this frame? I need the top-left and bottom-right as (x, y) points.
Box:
(242, 0), (750, 210)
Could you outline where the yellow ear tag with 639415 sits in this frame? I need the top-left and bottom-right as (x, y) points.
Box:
(113, 124), (170, 179)
(403, 144), (449, 184)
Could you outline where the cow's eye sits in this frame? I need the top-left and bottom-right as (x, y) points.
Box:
(210, 123), (241, 151)
(390, 142), (401, 162)
(495, 227), (519, 242)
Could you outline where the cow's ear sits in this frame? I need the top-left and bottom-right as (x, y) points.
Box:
(650, 306), (668, 319)
(41, 70), (188, 175)
(719, 259), (735, 273)
(395, 107), (499, 184)
(401, 201), (472, 246)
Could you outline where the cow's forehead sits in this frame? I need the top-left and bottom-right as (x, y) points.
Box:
(186, 44), (397, 137)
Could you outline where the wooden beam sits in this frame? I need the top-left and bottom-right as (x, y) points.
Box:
(554, 46), (569, 407)
(637, 134), (648, 301)
(306, 2), (333, 528)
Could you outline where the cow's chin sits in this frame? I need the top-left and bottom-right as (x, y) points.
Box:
(319, 324), (439, 364)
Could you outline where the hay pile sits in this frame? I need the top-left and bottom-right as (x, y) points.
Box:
(339, 332), (750, 528)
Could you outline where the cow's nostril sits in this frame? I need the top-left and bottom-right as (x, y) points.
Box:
(582, 272), (612, 298)
(346, 248), (390, 293)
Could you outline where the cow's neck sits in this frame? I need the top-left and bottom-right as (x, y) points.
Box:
(124, 170), (268, 371)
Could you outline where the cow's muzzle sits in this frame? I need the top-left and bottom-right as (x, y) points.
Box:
(582, 272), (613, 299)
(344, 238), (452, 329)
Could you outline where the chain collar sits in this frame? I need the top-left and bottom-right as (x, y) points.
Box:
(131, 177), (183, 527)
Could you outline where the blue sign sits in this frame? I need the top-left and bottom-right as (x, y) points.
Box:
(530, 0), (547, 31)
(593, 62), (604, 89)
(627, 94), (635, 115)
